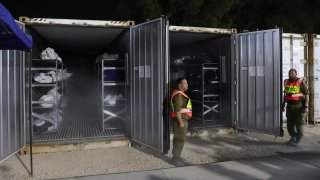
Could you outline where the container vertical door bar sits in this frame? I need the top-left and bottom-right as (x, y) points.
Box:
(309, 34), (320, 124)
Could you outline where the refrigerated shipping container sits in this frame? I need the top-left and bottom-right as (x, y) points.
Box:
(1, 14), (284, 160)
(20, 17), (134, 145)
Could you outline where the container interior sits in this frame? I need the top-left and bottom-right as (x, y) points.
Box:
(169, 31), (232, 128)
(27, 24), (130, 143)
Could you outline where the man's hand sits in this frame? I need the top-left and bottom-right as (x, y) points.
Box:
(281, 104), (286, 112)
(179, 121), (185, 128)
(176, 112), (185, 128)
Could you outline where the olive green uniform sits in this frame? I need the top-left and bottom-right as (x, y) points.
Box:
(285, 80), (308, 138)
(172, 93), (190, 157)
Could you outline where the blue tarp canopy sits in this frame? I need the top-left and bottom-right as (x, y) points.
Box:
(0, 3), (32, 50)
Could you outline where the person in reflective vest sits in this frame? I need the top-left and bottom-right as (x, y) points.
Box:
(170, 77), (192, 167)
(281, 69), (309, 147)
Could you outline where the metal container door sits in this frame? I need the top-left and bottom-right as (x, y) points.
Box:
(0, 20), (29, 163)
(130, 18), (169, 152)
(233, 29), (282, 136)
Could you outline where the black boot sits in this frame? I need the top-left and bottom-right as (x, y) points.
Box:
(171, 156), (184, 167)
(286, 136), (296, 145)
(292, 136), (302, 147)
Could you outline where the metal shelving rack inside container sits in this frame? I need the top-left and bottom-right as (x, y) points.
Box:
(31, 59), (65, 133)
(201, 63), (221, 123)
(100, 58), (126, 130)
(172, 62), (221, 124)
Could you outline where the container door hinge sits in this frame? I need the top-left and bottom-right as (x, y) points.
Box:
(234, 39), (236, 45)
(234, 80), (237, 85)
(234, 100), (237, 106)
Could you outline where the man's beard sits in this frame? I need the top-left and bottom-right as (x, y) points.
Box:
(289, 77), (297, 81)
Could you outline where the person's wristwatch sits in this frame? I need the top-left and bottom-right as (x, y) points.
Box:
(304, 105), (308, 108)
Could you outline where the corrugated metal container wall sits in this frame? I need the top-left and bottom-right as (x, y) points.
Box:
(282, 34), (308, 80)
(0, 49), (27, 162)
(130, 18), (168, 152)
(309, 34), (320, 123)
(0, 21), (29, 162)
(235, 29), (281, 135)
(281, 34), (308, 121)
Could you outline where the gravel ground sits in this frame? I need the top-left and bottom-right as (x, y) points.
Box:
(1, 125), (320, 180)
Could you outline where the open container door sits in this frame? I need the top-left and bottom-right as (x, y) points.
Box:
(0, 4), (31, 164)
(233, 29), (283, 136)
(130, 17), (169, 153)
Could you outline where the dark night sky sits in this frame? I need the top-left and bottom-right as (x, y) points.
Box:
(2, 0), (320, 33)
(2, 0), (121, 20)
